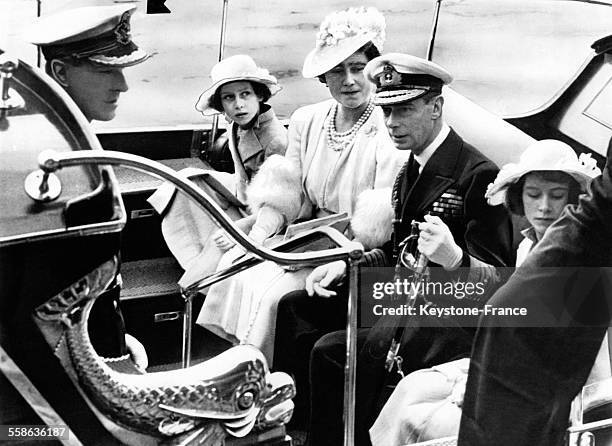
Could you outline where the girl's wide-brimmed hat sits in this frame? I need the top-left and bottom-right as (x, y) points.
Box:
(302, 6), (386, 78)
(485, 139), (601, 206)
(195, 55), (281, 116)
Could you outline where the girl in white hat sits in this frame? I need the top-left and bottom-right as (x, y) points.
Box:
(198, 7), (409, 365)
(195, 54), (287, 206)
(485, 139), (600, 265)
(147, 55), (286, 284)
(368, 139), (601, 446)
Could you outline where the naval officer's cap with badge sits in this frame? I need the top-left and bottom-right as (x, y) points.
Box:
(364, 53), (464, 222)
(25, 4), (149, 67)
(364, 53), (453, 105)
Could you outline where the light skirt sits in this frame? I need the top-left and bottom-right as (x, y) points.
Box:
(197, 259), (313, 364)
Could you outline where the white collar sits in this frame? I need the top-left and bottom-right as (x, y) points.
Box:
(415, 122), (450, 171)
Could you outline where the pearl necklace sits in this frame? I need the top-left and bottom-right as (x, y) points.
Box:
(326, 99), (375, 152)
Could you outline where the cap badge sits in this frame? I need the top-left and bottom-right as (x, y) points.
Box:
(113, 12), (132, 45)
(380, 64), (401, 87)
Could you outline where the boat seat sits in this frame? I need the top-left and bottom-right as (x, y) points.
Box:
(443, 87), (535, 168)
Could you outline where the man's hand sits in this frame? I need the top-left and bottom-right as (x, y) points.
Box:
(125, 334), (148, 371)
(305, 260), (347, 297)
(418, 214), (463, 270)
(212, 229), (236, 251)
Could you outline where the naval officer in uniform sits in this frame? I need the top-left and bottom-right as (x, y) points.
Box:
(25, 5), (149, 368)
(26, 4), (148, 122)
(273, 53), (514, 445)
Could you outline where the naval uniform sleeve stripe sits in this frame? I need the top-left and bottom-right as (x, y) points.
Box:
(359, 249), (388, 267)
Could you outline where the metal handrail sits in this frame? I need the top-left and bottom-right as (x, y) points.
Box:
(34, 150), (365, 371)
(568, 416), (612, 433)
(180, 225), (362, 368)
(343, 259), (360, 446)
(182, 225), (358, 294)
(36, 149), (364, 268)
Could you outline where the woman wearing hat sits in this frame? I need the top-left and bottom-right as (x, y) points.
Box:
(197, 6), (409, 364)
(368, 139), (601, 446)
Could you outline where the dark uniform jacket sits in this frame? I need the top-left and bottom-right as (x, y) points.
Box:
(352, 128), (514, 445)
(364, 128), (514, 275)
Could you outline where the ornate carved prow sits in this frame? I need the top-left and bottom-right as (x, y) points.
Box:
(33, 257), (294, 444)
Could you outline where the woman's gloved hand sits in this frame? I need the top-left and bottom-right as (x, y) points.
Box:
(212, 229), (236, 251)
(125, 333), (148, 372)
(305, 260), (347, 297)
(247, 206), (285, 244)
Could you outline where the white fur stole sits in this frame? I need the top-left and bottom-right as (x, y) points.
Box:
(351, 188), (394, 250)
(247, 154), (303, 222)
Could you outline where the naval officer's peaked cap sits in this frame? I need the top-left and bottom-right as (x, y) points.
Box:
(365, 53), (453, 106)
(25, 5), (149, 68)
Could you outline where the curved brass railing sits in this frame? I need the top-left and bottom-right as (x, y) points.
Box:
(34, 149), (364, 268)
(30, 149), (365, 445)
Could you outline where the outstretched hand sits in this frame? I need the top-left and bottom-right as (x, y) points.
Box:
(125, 333), (148, 371)
(212, 229), (236, 251)
(305, 260), (346, 297)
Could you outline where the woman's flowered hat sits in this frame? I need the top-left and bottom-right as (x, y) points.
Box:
(302, 6), (386, 78)
(485, 139), (601, 206)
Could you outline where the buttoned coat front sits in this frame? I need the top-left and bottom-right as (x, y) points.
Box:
(227, 106), (287, 202)
(389, 128), (515, 269)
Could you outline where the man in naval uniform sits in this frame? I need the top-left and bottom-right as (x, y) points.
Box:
(26, 5), (148, 122)
(273, 53), (515, 445)
(25, 5), (149, 367)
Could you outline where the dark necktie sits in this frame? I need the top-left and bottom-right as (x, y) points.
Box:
(400, 156), (421, 200)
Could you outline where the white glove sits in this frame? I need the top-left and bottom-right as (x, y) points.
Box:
(248, 206), (284, 244)
(125, 334), (148, 371)
(305, 260), (347, 298)
(248, 225), (271, 245)
(225, 245), (247, 264)
(212, 229), (235, 251)
(417, 214), (463, 270)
